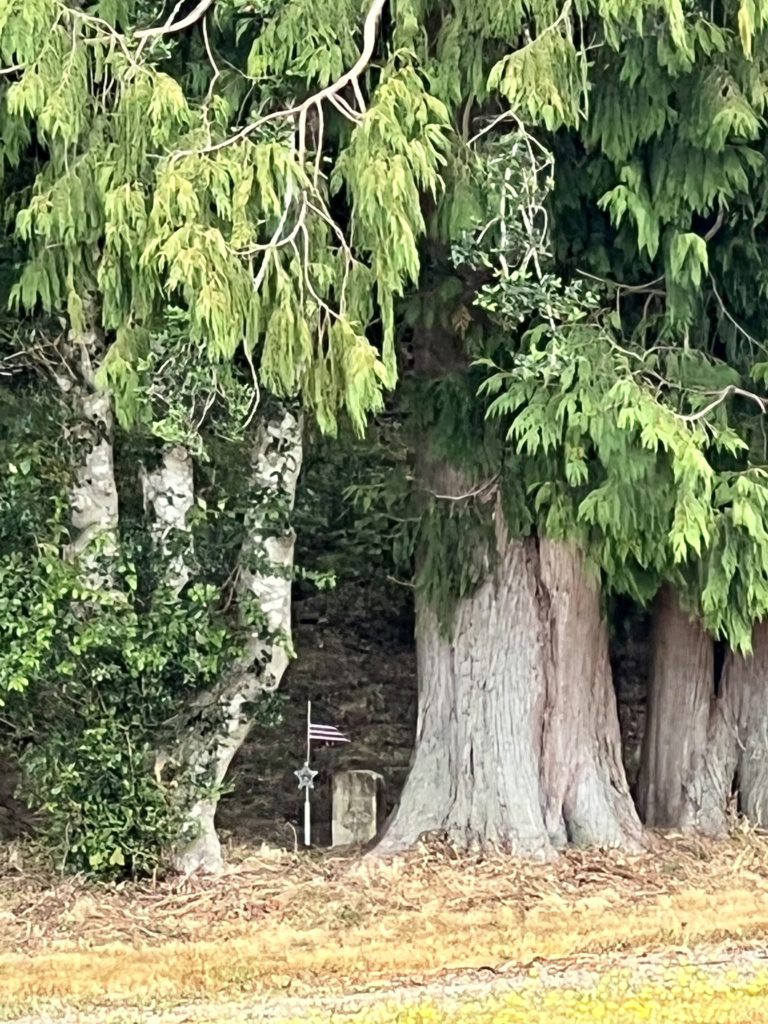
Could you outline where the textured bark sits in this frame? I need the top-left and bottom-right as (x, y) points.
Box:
(733, 623), (768, 826)
(380, 322), (641, 858)
(377, 505), (642, 857)
(538, 540), (642, 849)
(140, 445), (195, 593)
(637, 593), (768, 835)
(62, 327), (119, 581)
(701, 622), (768, 830)
(636, 587), (716, 829)
(170, 404), (302, 874)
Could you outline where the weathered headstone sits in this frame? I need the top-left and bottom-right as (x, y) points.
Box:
(331, 769), (385, 847)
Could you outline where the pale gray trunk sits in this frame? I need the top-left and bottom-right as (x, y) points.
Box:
(140, 445), (195, 593)
(169, 404), (302, 874)
(637, 593), (768, 835)
(377, 511), (642, 857)
(378, 527), (553, 858)
(62, 327), (119, 581)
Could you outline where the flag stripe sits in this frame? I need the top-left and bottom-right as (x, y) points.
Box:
(309, 722), (349, 742)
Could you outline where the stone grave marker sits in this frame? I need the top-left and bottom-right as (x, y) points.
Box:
(331, 769), (385, 847)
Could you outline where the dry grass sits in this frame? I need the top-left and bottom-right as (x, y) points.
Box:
(2, 828), (768, 1018)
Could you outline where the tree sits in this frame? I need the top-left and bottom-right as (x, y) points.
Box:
(554, 3), (768, 834)
(5, 0), (768, 873)
(0, 0), (450, 872)
(379, 0), (768, 852)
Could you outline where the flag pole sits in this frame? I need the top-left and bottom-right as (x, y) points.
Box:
(306, 699), (311, 766)
(303, 785), (311, 847)
(304, 700), (311, 847)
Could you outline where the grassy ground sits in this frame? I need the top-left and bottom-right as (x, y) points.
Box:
(7, 954), (768, 1023)
(3, 829), (768, 1021)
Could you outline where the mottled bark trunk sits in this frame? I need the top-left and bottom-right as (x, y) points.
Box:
(377, 499), (642, 857)
(169, 404), (302, 874)
(637, 592), (768, 835)
(62, 327), (119, 581)
(140, 445), (195, 593)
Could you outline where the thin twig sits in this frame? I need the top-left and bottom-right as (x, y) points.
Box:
(709, 274), (768, 356)
(426, 477), (499, 502)
(577, 269), (666, 295)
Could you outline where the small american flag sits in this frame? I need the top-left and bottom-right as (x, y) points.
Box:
(308, 721), (349, 744)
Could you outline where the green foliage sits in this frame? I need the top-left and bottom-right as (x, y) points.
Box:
(246, 0), (363, 86)
(398, 0), (768, 650)
(488, 23), (587, 131)
(0, 0), (463, 437)
(474, 297), (768, 649)
(0, 490), (287, 875)
(402, 368), (519, 626)
(0, 368), (285, 875)
(10, 562), (243, 876)
(294, 419), (414, 583)
(98, 308), (255, 456)
(6, 0), (768, 873)
(332, 66), (452, 386)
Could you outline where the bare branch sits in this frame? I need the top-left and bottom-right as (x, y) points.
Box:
(135, 0), (214, 41)
(709, 273), (768, 357)
(425, 476), (499, 502)
(679, 385), (768, 423)
(576, 268), (666, 296)
(704, 208), (725, 242)
(577, 216), (721, 299)
(172, 0), (386, 160)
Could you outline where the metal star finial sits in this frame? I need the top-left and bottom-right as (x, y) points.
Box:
(294, 763), (318, 791)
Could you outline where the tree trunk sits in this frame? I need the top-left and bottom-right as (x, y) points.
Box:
(62, 327), (119, 582)
(732, 622), (768, 826)
(377, 503), (642, 857)
(140, 445), (195, 593)
(168, 403), (302, 874)
(538, 540), (642, 849)
(636, 586), (717, 829)
(636, 590), (768, 836)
